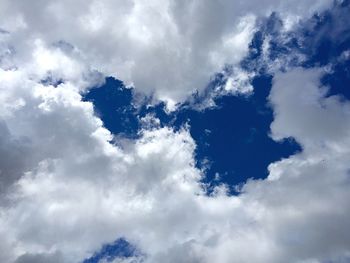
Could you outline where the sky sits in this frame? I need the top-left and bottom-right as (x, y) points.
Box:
(1, 0), (350, 263)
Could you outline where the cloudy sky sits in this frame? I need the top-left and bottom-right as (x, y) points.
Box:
(1, 0), (350, 262)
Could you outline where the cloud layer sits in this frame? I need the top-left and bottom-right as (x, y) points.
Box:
(1, 61), (350, 263)
(1, 1), (350, 263)
(0, 0), (334, 105)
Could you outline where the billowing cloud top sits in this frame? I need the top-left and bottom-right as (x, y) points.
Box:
(0, 0), (334, 104)
(1, 1), (350, 263)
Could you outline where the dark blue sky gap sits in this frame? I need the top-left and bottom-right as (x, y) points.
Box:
(82, 238), (141, 263)
(84, 74), (301, 192)
(83, 77), (140, 137)
(172, 75), (301, 190)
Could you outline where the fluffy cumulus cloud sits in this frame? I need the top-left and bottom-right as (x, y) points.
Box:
(1, 1), (350, 263)
(1, 60), (350, 263)
(0, 0), (335, 105)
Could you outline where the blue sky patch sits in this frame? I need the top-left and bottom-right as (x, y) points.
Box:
(82, 238), (142, 263)
(84, 73), (301, 193)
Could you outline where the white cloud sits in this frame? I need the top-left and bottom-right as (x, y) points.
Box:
(0, 0), (334, 105)
(1, 1), (350, 263)
(269, 68), (350, 150)
(1, 60), (350, 263)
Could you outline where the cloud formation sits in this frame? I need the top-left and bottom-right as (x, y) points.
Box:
(1, 1), (350, 263)
(0, 0), (334, 105)
(1, 58), (350, 263)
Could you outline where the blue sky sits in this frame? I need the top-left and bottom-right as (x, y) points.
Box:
(85, 74), (302, 192)
(1, 1), (350, 263)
